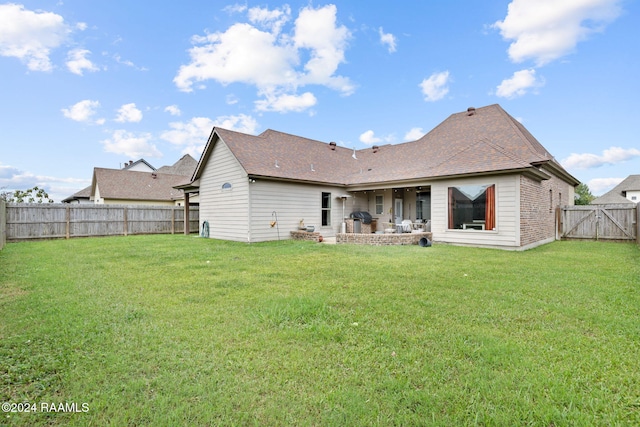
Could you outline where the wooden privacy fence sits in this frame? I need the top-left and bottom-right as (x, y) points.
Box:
(0, 200), (6, 250)
(560, 204), (639, 243)
(4, 204), (199, 242)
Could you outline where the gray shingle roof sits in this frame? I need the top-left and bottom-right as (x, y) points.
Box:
(156, 154), (197, 177)
(592, 174), (640, 204)
(91, 168), (186, 201)
(192, 104), (578, 187)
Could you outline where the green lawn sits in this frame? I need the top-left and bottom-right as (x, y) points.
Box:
(1, 235), (639, 426)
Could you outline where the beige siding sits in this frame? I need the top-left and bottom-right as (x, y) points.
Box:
(249, 180), (346, 242)
(432, 175), (520, 249)
(199, 140), (250, 242)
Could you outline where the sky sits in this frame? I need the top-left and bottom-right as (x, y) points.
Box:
(1, 0), (639, 202)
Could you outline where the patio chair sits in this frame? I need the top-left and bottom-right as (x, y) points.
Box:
(401, 219), (413, 233)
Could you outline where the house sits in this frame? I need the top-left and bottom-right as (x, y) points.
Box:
(63, 155), (199, 206)
(180, 104), (579, 249)
(122, 158), (156, 172)
(591, 175), (640, 205)
(61, 185), (92, 204)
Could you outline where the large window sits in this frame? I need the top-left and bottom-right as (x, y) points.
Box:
(448, 184), (495, 230)
(321, 192), (331, 226)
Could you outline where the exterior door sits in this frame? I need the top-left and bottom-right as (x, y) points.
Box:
(395, 198), (403, 223)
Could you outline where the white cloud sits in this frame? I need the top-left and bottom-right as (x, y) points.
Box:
(379, 27), (397, 53)
(174, 22), (297, 91)
(101, 130), (161, 158)
(115, 103), (143, 123)
(160, 114), (258, 157)
(255, 91), (317, 113)
(212, 114), (259, 134)
(404, 127), (424, 141)
(247, 5), (291, 34)
(419, 71), (450, 102)
(588, 177), (625, 195)
(0, 162), (90, 202)
(561, 146), (640, 170)
(0, 3), (71, 71)
(493, 0), (622, 66)
(174, 4), (353, 112)
(359, 130), (381, 145)
(61, 99), (104, 124)
(226, 94), (239, 105)
(164, 105), (181, 116)
(66, 48), (99, 75)
(359, 129), (396, 145)
(293, 5), (353, 93)
(495, 69), (545, 99)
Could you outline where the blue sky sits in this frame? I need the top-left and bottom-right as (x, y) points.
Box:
(1, 0), (638, 201)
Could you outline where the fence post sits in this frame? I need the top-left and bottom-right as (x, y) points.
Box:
(171, 207), (175, 235)
(65, 205), (70, 239)
(636, 205), (639, 246)
(183, 193), (190, 235)
(123, 206), (128, 236)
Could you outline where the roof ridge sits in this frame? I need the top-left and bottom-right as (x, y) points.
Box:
(427, 139), (487, 171)
(496, 105), (550, 160)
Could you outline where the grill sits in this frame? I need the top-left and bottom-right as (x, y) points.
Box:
(349, 211), (373, 224)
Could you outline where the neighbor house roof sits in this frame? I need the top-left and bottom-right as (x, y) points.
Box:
(592, 174), (640, 204)
(190, 104), (579, 188)
(123, 158), (156, 171)
(156, 154), (197, 176)
(91, 168), (186, 201)
(61, 185), (92, 203)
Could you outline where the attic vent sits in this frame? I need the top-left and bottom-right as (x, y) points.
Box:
(329, 141), (337, 150)
(372, 145), (379, 153)
(467, 107), (476, 116)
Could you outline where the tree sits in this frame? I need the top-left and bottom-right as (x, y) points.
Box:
(574, 182), (595, 205)
(3, 186), (54, 203)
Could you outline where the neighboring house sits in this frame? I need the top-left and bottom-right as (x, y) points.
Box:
(122, 158), (156, 172)
(91, 169), (189, 205)
(61, 185), (92, 204)
(180, 104), (579, 249)
(64, 155), (199, 206)
(591, 175), (640, 205)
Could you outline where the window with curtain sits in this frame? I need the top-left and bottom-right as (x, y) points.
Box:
(321, 192), (331, 226)
(447, 184), (495, 230)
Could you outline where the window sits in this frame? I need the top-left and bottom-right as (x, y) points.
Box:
(375, 195), (384, 215)
(448, 184), (495, 230)
(321, 192), (331, 226)
(222, 182), (232, 190)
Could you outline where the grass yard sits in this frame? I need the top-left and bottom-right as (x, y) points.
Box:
(1, 235), (639, 426)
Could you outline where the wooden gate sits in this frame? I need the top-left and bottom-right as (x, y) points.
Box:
(561, 204), (638, 242)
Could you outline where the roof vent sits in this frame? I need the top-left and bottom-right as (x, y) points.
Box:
(467, 107), (476, 116)
(152, 172), (157, 179)
(329, 141), (337, 150)
(372, 145), (379, 153)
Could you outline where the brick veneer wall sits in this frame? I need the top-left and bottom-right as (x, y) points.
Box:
(337, 232), (432, 246)
(290, 230), (321, 242)
(520, 172), (574, 247)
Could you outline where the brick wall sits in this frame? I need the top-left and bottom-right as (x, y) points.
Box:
(520, 172), (574, 247)
(337, 232), (432, 246)
(290, 230), (322, 242)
